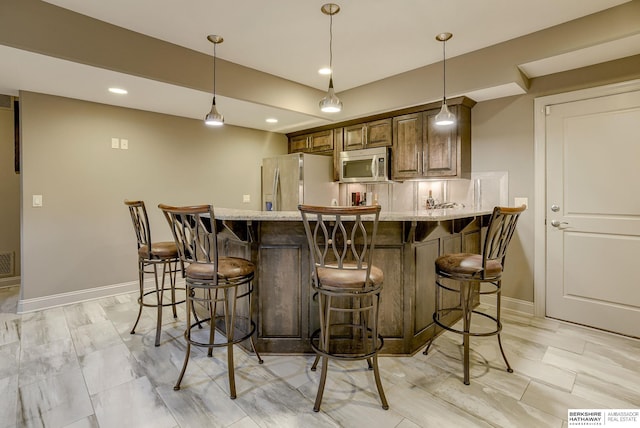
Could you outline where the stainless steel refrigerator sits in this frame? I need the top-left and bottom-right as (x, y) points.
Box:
(262, 153), (338, 211)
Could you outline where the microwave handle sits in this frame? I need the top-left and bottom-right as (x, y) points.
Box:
(371, 156), (378, 180)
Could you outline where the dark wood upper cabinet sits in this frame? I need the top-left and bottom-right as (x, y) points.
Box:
(289, 129), (334, 154)
(287, 96), (474, 180)
(392, 113), (423, 179)
(392, 104), (471, 180)
(343, 118), (392, 151)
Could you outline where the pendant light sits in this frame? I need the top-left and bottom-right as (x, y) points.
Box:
(319, 3), (342, 113)
(204, 34), (224, 126)
(434, 32), (456, 126)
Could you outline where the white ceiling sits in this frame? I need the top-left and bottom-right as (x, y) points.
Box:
(0, 0), (635, 132)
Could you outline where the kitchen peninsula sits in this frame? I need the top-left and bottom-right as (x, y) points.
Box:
(215, 207), (492, 356)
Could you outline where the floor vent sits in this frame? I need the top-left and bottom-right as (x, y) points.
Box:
(0, 252), (14, 277)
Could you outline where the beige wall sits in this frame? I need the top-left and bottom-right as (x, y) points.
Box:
(20, 92), (286, 301)
(0, 100), (20, 285)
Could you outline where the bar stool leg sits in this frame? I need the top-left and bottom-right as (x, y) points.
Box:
(371, 293), (388, 409)
(496, 281), (513, 373)
(130, 260), (145, 335)
(461, 281), (475, 385)
(247, 285), (263, 364)
(174, 283), (193, 391)
(372, 355), (389, 409)
(313, 356), (329, 412)
(208, 288), (216, 358)
(154, 264), (164, 347)
(167, 260), (178, 319)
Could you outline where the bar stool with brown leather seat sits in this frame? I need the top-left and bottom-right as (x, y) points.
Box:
(423, 205), (526, 385)
(158, 203), (262, 398)
(125, 200), (184, 347)
(299, 204), (388, 412)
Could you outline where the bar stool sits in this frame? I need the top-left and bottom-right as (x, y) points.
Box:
(299, 204), (388, 412)
(424, 205), (526, 385)
(124, 200), (183, 347)
(158, 204), (262, 398)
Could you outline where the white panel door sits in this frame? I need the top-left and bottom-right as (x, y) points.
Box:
(546, 90), (640, 338)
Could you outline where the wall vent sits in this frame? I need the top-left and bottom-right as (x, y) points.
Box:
(0, 252), (15, 277)
(0, 95), (13, 110)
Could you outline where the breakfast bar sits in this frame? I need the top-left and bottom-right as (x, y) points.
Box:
(214, 207), (492, 355)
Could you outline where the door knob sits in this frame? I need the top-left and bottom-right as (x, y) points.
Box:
(550, 220), (568, 227)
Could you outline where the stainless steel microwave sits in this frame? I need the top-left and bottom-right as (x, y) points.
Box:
(339, 147), (390, 183)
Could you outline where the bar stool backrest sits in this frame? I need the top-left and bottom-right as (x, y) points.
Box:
(482, 205), (526, 278)
(299, 204), (382, 291)
(159, 204), (218, 282)
(125, 200), (152, 255)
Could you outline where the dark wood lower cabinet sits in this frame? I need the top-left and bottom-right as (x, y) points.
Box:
(217, 215), (485, 355)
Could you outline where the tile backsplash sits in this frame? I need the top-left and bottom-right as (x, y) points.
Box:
(339, 171), (508, 212)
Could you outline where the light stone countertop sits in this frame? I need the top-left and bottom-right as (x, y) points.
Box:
(214, 207), (493, 222)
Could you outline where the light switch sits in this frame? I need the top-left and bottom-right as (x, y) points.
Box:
(120, 139), (129, 150)
(111, 138), (119, 149)
(515, 197), (528, 208)
(32, 194), (43, 207)
(242, 194), (251, 203)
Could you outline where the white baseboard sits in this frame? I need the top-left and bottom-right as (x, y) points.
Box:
(16, 277), (186, 314)
(480, 294), (535, 316)
(17, 281), (139, 314)
(0, 276), (20, 288)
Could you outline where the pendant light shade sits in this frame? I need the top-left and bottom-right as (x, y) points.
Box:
(319, 77), (342, 113)
(204, 98), (224, 126)
(435, 32), (455, 126)
(319, 4), (342, 113)
(205, 34), (224, 126)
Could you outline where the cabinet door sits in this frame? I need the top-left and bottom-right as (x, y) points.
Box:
(343, 119), (392, 150)
(424, 107), (458, 177)
(344, 124), (366, 150)
(366, 118), (392, 148)
(308, 129), (334, 152)
(289, 135), (308, 153)
(392, 113), (423, 180)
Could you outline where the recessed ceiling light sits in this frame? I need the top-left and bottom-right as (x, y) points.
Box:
(108, 87), (128, 95)
(266, 118), (278, 123)
(318, 67), (332, 75)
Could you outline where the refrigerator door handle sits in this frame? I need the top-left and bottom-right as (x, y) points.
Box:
(272, 166), (280, 211)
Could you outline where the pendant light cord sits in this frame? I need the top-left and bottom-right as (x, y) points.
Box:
(329, 11), (334, 76)
(442, 39), (447, 104)
(213, 41), (217, 100)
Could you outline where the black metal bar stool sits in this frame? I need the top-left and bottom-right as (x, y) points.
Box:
(159, 204), (262, 398)
(125, 200), (184, 346)
(299, 204), (388, 412)
(424, 205), (526, 385)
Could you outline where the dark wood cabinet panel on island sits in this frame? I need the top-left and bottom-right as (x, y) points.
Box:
(213, 208), (490, 355)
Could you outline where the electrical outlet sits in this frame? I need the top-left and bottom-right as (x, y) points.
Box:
(420, 196), (428, 208)
(242, 194), (250, 203)
(515, 197), (528, 208)
(120, 139), (128, 150)
(111, 138), (119, 149)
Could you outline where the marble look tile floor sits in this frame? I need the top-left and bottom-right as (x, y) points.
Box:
(1, 285), (639, 428)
